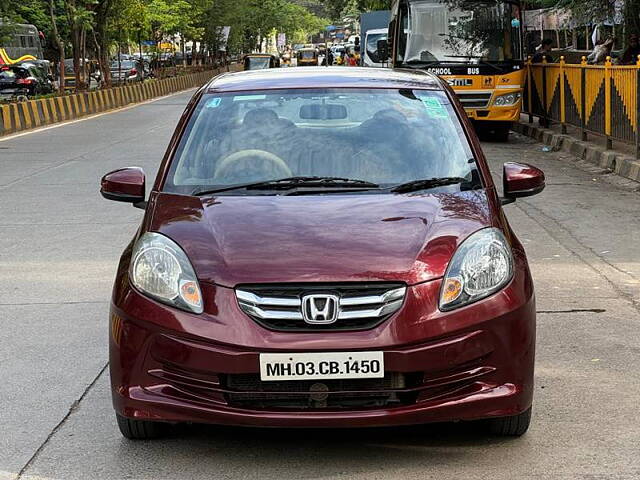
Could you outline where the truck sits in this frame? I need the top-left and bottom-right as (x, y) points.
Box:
(382, 0), (525, 141)
(359, 11), (391, 67)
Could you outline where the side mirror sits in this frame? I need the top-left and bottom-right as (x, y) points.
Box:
(502, 162), (545, 205)
(100, 167), (146, 208)
(377, 39), (389, 62)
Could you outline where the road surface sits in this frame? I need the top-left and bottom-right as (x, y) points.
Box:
(1, 88), (639, 480)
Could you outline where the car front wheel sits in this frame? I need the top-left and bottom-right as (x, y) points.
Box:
(487, 407), (532, 436)
(116, 414), (165, 440)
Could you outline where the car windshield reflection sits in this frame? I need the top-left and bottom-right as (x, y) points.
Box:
(165, 88), (477, 195)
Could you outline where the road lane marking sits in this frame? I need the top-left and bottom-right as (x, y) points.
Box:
(0, 87), (196, 143)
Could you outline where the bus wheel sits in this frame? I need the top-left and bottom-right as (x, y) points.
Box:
(493, 123), (511, 142)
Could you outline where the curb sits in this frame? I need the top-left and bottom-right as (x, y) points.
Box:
(512, 122), (640, 183)
(0, 65), (241, 137)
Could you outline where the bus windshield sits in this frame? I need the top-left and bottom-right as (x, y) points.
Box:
(403, 0), (522, 64)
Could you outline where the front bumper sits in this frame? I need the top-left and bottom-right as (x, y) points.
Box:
(110, 259), (535, 427)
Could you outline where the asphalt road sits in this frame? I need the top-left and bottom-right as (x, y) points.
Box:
(1, 88), (639, 480)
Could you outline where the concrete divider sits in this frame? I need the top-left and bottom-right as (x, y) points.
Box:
(0, 65), (240, 137)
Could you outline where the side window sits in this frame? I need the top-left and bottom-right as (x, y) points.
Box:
(20, 36), (28, 48)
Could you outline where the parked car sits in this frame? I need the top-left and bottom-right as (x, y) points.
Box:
(0, 63), (53, 101)
(109, 59), (143, 84)
(150, 54), (177, 78)
(62, 58), (101, 90)
(101, 67), (544, 439)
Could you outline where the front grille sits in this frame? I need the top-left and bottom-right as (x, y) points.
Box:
(457, 92), (492, 108)
(235, 283), (406, 331)
(224, 372), (421, 409)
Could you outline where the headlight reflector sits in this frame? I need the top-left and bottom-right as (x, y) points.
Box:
(130, 232), (203, 313)
(493, 92), (521, 106)
(439, 228), (513, 311)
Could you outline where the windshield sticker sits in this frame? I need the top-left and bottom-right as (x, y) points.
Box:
(233, 94), (266, 102)
(421, 97), (448, 118)
(205, 97), (222, 108)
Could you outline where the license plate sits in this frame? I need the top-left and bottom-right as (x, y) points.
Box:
(259, 351), (384, 381)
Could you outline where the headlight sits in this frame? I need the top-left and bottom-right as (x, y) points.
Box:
(129, 232), (203, 313)
(439, 228), (514, 311)
(493, 92), (521, 106)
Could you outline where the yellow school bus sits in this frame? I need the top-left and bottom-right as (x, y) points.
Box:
(388, 0), (524, 140)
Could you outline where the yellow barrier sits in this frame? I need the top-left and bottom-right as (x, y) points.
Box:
(523, 56), (640, 157)
(0, 65), (241, 136)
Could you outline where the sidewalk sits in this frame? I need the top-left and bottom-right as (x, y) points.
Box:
(513, 114), (640, 184)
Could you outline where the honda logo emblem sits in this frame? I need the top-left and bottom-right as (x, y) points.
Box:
(301, 294), (339, 324)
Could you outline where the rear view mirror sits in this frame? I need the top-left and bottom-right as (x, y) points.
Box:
(299, 103), (348, 120)
(377, 39), (389, 62)
(101, 167), (146, 208)
(502, 162), (545, 204)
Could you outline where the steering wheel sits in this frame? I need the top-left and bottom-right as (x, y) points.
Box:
(214, 149), (292, 180)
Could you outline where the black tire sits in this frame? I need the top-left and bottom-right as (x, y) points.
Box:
(487, 407), (532, 436)
(492, 124), (511, 142)
(116, 414), (165, 440)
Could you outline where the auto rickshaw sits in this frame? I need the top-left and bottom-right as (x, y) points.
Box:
(296, 48), (319, 66)
(243, 54), (279, 70)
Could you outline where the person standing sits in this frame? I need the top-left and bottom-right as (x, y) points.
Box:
(531, 39), (554, 63)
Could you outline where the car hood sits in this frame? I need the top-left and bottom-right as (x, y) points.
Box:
(149, 191), (495, 287)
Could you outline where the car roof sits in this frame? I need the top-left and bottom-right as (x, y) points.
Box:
(207, 67), (442, 93)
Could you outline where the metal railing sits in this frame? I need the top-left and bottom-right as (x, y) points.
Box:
(523, 57), (640, 158)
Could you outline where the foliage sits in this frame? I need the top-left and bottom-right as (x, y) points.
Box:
(320, 0), (390, 21)
(0, 0), (329, 64)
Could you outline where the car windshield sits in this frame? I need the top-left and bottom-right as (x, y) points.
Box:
(247, 57), (270, 69)
(404, 0), (523, 63)
(366, 33), (387, 63)
(164, 88), (476, 194)
(111, 61), (134, 69)
(300, 51), (315, 59)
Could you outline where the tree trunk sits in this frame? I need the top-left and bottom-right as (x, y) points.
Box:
(94, 0), (113, 88)
(49, 0), (65, 93)
(625, 0), (640, 38)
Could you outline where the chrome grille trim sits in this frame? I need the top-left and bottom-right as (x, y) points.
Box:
(236, 290), (301, 307)
(235, 285), (406, 327)
(339, 287), (405, 306)
(241, 304), (304, 320)
(457, 91), (492, 109)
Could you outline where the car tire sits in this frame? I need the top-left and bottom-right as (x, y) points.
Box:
(116, 414), (165, 440)
(487, 407), (532, 436)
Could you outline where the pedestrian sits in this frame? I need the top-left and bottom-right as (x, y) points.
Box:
(618, 34), (640, 65)
(531, 39), (554, 63)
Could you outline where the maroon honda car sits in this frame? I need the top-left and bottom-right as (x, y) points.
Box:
(101, 67), (544, 439)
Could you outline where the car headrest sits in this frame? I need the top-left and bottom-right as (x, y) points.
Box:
(243, 108), (279, 128)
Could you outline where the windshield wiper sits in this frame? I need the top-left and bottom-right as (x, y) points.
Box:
(388, 177), (476, 194)
(246, 176), (379, 190)
(192, 176), (378, 196)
